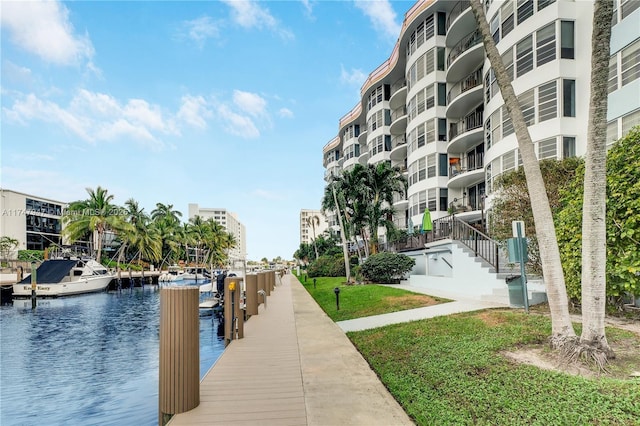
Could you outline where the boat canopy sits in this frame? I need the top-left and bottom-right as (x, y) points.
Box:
(18, 260), (77, 284)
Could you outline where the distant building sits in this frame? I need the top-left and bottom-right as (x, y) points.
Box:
(0, 189), (67, 254)
(188, 203), (247, 263)
(299, 209), (328, 246)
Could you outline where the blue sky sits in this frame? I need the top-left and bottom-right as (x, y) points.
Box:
(1, 0), (409, 261)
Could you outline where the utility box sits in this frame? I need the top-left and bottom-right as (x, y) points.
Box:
(505, 275), (525, 308)
(507, 238), (528, 263)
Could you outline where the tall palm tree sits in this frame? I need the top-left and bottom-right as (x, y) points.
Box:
(151, 203), (182, 226)
(470, 0), (576, 345)
(63, 186), (125, 262)
(306, 215), (321, 260)
(580, 0), (614, 361)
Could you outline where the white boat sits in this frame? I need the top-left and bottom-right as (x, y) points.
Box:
(158, 265), (185, 282)
(182, 267), (209, 282)
(12, 257), (114, 298)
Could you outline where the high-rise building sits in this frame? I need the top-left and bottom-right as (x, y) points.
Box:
(299, 209), (328, 246)
(188, 203), (247, 263)
(323, 0), (639, 242)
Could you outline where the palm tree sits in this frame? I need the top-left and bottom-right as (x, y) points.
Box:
(306, 215), (321, 260)
(63, 186), (125, 262)
(0, 236), (19, 264)
(579, 0), (615, 361)
(469, 0), (576, 346)
(118, 199), (162, 274)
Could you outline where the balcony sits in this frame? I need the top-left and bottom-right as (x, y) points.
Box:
(390, 135), (407, 161)
(390, 106), (407, 135)
(358, 127), (368, 144)
(447, 109), (484, 153)
(446, 67), (483, 118)
(447, 29), (484, 83)
(446, 1), (476, 48)
(448, 154), (485, 187)
(358, 150), (369, 165)
(393, 193), (408, 210)
(389, 80), (407, 110)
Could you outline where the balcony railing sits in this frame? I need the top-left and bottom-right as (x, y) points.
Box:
(446, 0), (471, 31)
(447, 67), (483, 104)
(449, 109), (484, 140)
(447, 29), (482, 67)
(391, 106), (407, 121)
(391, 79), (407, 95)
(391, 135), (406, 149)
(450, 153), (484, 177)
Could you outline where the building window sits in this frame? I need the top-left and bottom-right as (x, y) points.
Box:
(621, 39), (640, 87)
(439, 154), (448, 176)
(538, 138), (557, 159)
(516, 35), (534, 77)
(622, 108), (640, 136)
(563, 136), (576, 158)
(438, 118), (447, 141)
(491, 12), (500, 43)
(502, 105), (514, 137)
(538, 80), (557, 122)
(538, 0), (555, 11)
(560, 21), (574, 59)
(502, 49), (514, 82)
(501, 1), (515, 38)
(425, 14), (435, 40)
(428, 188), (437, 212)
(517, 0), (534, 24)
(563, 79), (576, 117)
(439, 188), (448, 212)
(437, 47), (446, 71)
(437, 12), (446, 36)
(608, 55), (618, 94)
(621, 0), (640, 19)
(437, 83), (447, 106)
(427, 154), (436, 178)
(536, 23), (556, 66)
(519, 88), (535, 125)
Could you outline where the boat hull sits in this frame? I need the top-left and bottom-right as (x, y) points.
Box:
(12, 275), (114, 298)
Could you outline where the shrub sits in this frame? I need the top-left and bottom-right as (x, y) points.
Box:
(18, 250), (44, 262)
(307, 254), (346, 278)
(361, 252), (415, 284)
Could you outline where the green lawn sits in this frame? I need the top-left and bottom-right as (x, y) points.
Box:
(348, 310), (640, 425)
(297, 275), (450, 322)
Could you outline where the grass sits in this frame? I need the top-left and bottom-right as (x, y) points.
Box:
(297, 275), (450, 322)
(348, 310), (640, 425)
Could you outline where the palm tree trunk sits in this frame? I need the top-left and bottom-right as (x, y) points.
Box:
(331, 182), (351, 283)
(580, 0), (614, 357)
(470, 0), (575, 343)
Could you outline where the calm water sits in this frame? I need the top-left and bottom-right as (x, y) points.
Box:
(0, 284), (226, 426)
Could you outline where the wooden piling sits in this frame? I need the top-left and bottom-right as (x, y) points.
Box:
(158, 286), (200, 426)
(224, 276), (244, 344)
(245, 273), (258, 316)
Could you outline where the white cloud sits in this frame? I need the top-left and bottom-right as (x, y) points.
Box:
(353, 0), (401, 41)
(278, 108), (294, 118)
(222, 0), (294, 40)
(0, 1), (95, 66)
(177, 95), (212, 129)
(340, 65), (367, 87)
(2, 61), (33, 86)
(217, 104), (260, 138)
(233, 90), (267, 117)
(300, 0), (314, 18)
(179, 16), (219, 47)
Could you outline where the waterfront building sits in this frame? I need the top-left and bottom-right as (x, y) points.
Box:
(0, 188), (67, 254)
(299, 209), (329, 246)
(322, 0), (640, 243)
(188, 203), (247, 264)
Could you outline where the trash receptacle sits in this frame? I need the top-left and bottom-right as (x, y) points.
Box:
(505, 275), (525, 308)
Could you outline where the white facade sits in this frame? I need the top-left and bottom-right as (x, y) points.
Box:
(0, 189), (67, 254)
(299, 209), (328, 245)
(323, 0), (640, 236)
(188, 203), (247, 263)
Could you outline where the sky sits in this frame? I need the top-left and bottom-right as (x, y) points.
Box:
(1, 0), (411, 261)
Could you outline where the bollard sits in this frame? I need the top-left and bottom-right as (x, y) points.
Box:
(263, 271), (271, 297)
(245, 274), (258, 316)
(30, 261), (37, 309)
(159, 286), (199, 426)
(334, 287), (341, 311)
(257, 272), (266, 302)
(224, 276), (244, 344)
(269, 270), (275, 292)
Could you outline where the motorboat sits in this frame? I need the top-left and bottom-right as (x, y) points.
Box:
(158, 265), (185, 282)
(12, 256), (114, 298)
(182, 267), (210, 282)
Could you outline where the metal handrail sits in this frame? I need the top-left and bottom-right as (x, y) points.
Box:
(447, 29), (482, 67)
(446, 0), (471, 31)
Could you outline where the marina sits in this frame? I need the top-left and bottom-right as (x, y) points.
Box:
(0, 284), (226, 426)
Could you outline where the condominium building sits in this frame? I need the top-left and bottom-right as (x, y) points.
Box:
(188, 203), (247, 263)
(299, 209), (328, 246)
(0, 189), (67, 254)
(323, 0), (640, 241)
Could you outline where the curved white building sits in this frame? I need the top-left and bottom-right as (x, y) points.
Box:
(323, 0), (640, 242)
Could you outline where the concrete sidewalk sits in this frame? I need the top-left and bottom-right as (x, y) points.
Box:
(169, 274), (413, 425)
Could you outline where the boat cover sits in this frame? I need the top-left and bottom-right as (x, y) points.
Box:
(19, 260), (78, 284)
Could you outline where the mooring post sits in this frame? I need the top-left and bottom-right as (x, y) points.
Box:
(30, 261), (37, 309)
(158, 286), (199, 426)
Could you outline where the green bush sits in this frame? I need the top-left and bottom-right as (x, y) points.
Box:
(18, 250), (44, 262)
(307, 254), (346, 278)
(361, 252), (415, 284)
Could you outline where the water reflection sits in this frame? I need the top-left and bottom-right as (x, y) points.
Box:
(0, 286), (225, 426)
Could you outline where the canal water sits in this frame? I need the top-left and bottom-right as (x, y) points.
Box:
(0, 285), (226, 426)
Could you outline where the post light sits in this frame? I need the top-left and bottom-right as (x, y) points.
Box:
(334, 287), (340, 311)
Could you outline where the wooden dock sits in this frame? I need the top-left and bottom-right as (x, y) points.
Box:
(168, 274), (413, 426)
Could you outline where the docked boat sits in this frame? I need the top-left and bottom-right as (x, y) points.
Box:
(158, 265), (186, 282)
(12, 257), (114, 298)
(182, 267), (210, 282)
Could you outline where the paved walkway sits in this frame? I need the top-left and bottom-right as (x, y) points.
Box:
(169, 275), (501, 426)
